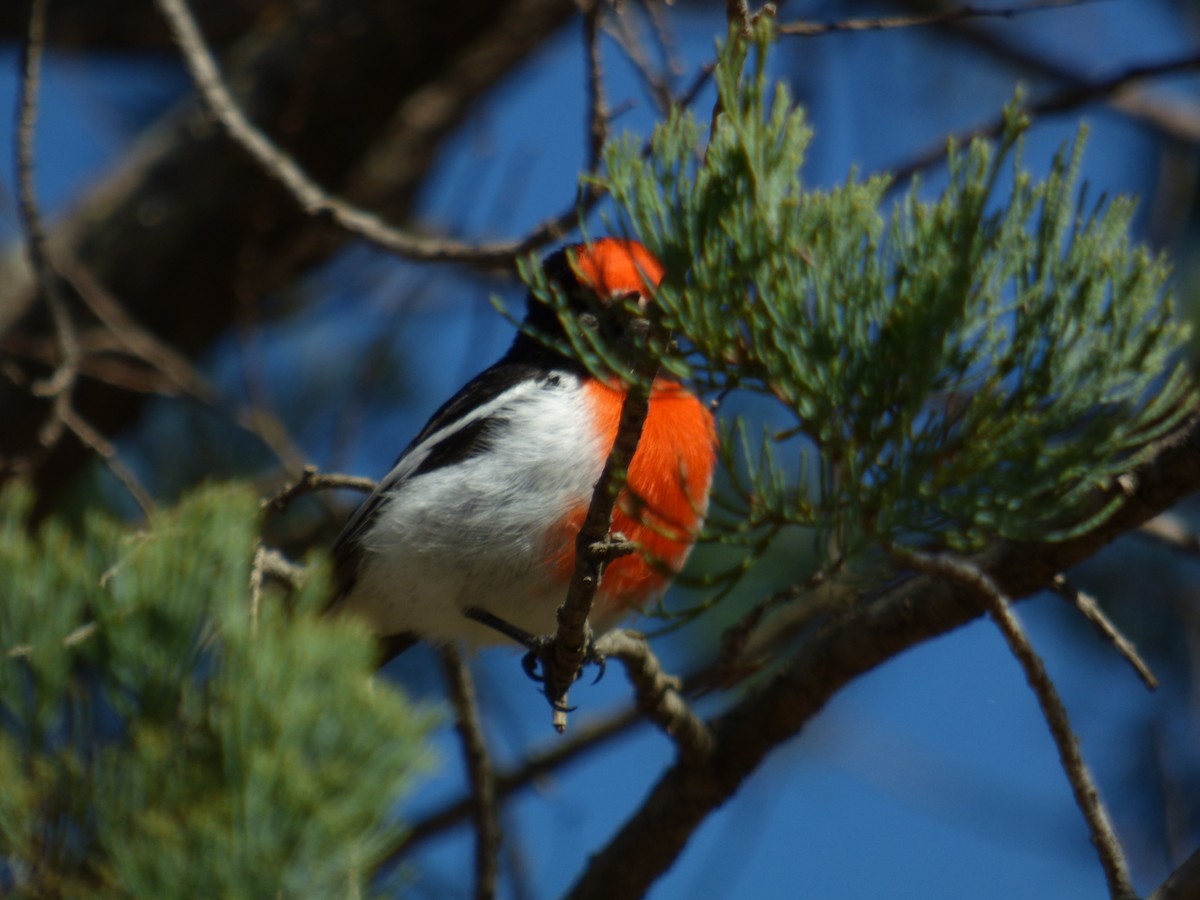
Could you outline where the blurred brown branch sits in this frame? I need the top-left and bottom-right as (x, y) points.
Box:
(0, 0), (576, 509)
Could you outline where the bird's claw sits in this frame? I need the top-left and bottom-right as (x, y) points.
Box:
(520, 634), (606, 687)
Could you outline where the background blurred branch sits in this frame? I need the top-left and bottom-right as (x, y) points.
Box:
(0, 0), (576, 508)
(439, 648), (501, 900)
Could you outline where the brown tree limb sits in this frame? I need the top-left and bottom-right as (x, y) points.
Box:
(0, 0), (577, 506)
(582, 0), (610, 175)
(892, 547), (1136, 900)
(439, 648), (501, 900)
(594, 630), (713, 763)
(0, 0), (270, 50)
(1138, 512), (1200, 556)
(154, 0), (565, 265)
(558, 412), (1200, 900)
(779, 0), (1105, 37)
(1152, 845), (1200, 900)
(15, 0), (78, 456)
(1051, 574), (1158, 691)
(537, 374), (653, 731)
(890, 51), (1200, 185)
(260, 465), (375, 520)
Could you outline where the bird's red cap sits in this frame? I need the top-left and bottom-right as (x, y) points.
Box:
(567, 238), (665, 301)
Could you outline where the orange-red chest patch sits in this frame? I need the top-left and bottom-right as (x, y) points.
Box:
(550, 377), (717, 613)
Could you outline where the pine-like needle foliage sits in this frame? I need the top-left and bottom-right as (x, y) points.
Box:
(0, 485), (433, 897)
(591, 21), (1194, 564)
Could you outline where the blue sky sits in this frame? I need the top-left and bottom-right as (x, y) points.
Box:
(1, 1), (1197, 897)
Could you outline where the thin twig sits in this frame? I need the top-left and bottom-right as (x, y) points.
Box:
(779, 0), (1104, 37)
(249, 541), (266, 638)
(439, 648), (501, 900)
(386, 704), (643, 861)
(1052, 574), (1158, 690)
(248, 542), (310, 639)
(594, 630), (713, 762)
(607, 3), (674, 115)
(890, 50), (1200, 186)
(260, 465), (376, 519)
(892, 546), (1137, 900)
(58, 258), (218, 403)
(717, 561), (842, 685)
(583, 0), (609, 174)
(538, 374), (654, 732)
(8, 621), (97, 659)
(153, 0), (590, 266)
(1151, 844), (1200, 900)
(1138, 512), (1200, 556)
(937, 7), (1200, 146)
(59, 408), (155, 517)
(16, 0), (78, 450)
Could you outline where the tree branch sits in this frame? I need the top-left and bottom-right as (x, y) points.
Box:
(892, 547), (1136, 900)
(594, 630), (713, 763)
(779, 0), (1105, 37)
(890, 51), (1200, 186)
(559, 412), (1200, 899)
(15, 0), (78, 455)
(1152, 844), (1200, 900)
(537, 374), (654, 731)
(0, 0), (577, 506)
(154, 0), (560, 265)
(439, 647), (501, 900)
(1138, 512), (1200, 556)
(1051, 574), (1158, 691)
(260, 465), (375, 520)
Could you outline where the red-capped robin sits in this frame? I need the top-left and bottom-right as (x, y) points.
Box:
(330, 238), (716, 659)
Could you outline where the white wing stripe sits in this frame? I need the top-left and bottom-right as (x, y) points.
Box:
(378, 380), (541, 490)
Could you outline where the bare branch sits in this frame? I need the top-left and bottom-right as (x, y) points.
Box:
(583, 1), (610, 174)
(249, 541), (266, 638)
(930, 9), (1200, 146)
(1052, 574), (1158, 690)
(1152, 845), (1200, 900)
(16, 0), (78, 453)
(260, 466), (376, 520)
(606, 2), (675, 115)
(1138, 511), (1200, 556)
(890, 51), (1200, 186)
(537, 375), (654, 731)
(60, 408), (155, 518)
(439, 648), (501, 900)
(779, 0), (1105, 37)
(561, 415), (1200, 900)
(891, 547), (1136, 900)
(58, 259), (217, 404)
(153, 0), (586, 266)
(390, 704), (643, 860)
(594, 630), (713, 762)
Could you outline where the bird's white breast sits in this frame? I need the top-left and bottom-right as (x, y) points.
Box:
(337, 373), (606, 646)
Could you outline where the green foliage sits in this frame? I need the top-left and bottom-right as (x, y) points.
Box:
(592, 20), (1194, 563)
(0, 484), (434, 897)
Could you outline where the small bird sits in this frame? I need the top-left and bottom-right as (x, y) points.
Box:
(330, 238), (717, 659)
